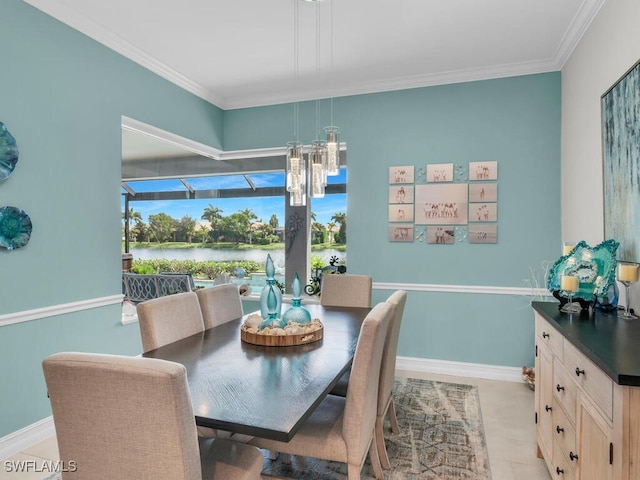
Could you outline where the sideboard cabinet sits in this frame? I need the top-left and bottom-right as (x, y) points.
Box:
(532, 301), (640, 480)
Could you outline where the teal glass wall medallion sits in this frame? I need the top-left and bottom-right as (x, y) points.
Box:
(0, 122), (19, 182)
(0, 206), (32, 250)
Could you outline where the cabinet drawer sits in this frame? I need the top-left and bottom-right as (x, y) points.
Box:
(535, 314), (563, 361)
(553, 439), (577, 480)
(553, 357), (577, 421)
(563, 339), (613, 422)
(552, 398), (577, 465)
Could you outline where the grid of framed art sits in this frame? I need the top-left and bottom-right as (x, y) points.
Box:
(388, 162), (498, 244)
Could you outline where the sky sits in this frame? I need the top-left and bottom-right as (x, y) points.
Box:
(122, 170), (347, 227)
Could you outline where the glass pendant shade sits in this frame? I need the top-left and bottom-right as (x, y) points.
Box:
(286, 141), (306, 206)
(309, 140), (327, 198)
(324, 126), (340, 176)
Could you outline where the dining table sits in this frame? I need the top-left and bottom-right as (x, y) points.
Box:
(143, 303), (370, 442)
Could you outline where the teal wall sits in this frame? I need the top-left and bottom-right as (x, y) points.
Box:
(225, 74), (562, 368)
(0, 0), (561, 438)
(0, 1), (223, 436)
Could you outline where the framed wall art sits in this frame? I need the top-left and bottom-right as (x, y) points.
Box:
(414, 183), (468, 225)
(389, 205), (414, 223)
(469, 161), (498, 181)
(427, 226), (454, 244)
(469, 183), (497, 202)
(389, 185), (414, 204)
(389, 165), (414, 184)
(469, 224), (497, 244)
(469, 203), (497, 222)
(602, 59), (640, 262)
(388, 224), (414, 242)
(426, 163), (453, 182)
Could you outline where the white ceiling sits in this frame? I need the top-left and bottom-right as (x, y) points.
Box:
(26, 0), (606, 111)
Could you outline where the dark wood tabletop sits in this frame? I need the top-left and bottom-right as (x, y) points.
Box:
(143, 303), (369, 441)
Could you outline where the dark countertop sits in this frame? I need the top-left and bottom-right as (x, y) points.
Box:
(532, 301), (640, 386)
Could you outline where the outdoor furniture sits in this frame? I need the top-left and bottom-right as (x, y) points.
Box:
(122, 272), (195, 303)
(42, 352), (264, 480)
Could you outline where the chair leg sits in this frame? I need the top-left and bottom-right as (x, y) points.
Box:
(387, 396), (401, 435)
(369, 434), (385, 480)
(375, 415), (391, 470)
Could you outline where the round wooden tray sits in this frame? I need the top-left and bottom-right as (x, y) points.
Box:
(241, 324), (323, 347)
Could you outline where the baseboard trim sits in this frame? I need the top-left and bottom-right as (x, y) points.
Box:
(396, 356), (524, 383)
(0, 416), (54, 461)
(0, 356), (523, 459)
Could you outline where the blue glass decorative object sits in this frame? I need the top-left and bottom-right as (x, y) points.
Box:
(0, 206), (32, 250)
(283, 273), (312, 324)
(0, 122), (19, 182)
(259, 254), (283, 328)
(546, 239), (619, 304)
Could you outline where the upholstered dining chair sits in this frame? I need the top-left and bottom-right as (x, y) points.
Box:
(136, 291), (205, 353)
(329, 290), (407, 469)
(320, 274), (372, 308)
(42, 352), (264, 480)
(248, 301), (395, 480)
(196, 283), (244, 330)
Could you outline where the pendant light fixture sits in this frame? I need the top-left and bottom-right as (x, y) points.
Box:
(324, 0), (340, 176)
(286, 0), (306, 207)
(310, 0), (328, 199)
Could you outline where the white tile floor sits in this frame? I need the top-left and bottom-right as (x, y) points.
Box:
(1, 371), (551, 480)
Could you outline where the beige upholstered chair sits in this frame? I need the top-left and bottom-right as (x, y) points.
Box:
(249, 301), (395, 480)
(375, 289), (407, 469)
(136, 291), (205, 353)
(196, 283), (244, 330)
(42, 352), (264, 480)
(320, 274), (372, 308)
(329, 290), (407, 469)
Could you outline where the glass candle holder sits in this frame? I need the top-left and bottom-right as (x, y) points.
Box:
(617, 262), (639, 319)
(560, 274), (581, 313)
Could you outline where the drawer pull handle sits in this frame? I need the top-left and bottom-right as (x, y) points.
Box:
(556, 466), (564, 475)
(542, 332), (550, 338)
(556, 384), (565, 392)
(569, 451), (578, 462)
(545, 405), (552, 412)
(556, 425), (564, 434)
(575, 367), (585, 376)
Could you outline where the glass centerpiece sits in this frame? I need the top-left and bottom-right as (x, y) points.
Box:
(282, 273), (312, 324)
(259, 254), (284, 329)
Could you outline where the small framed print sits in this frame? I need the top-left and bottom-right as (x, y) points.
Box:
(469, 183), (497, 202)
(427, 226), (455, 244)
(469, 161), (498, 181)
(389, 224), (414, 242)
(389, 165), (414, 184)
(469, 203), (497, 222)
(389, 205), (414, 223)
(389, 185), (414, 204)
(426, 163), (454, 182)
(469, 224), (497, 244)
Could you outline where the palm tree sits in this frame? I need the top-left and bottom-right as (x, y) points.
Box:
(327, 222), (337, 243)
(201, 204), (223, 241)
(331, 212), (347, 244)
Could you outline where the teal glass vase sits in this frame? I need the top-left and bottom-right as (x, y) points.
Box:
(283, 273), (312, 324)
(259, 254), (283, 328)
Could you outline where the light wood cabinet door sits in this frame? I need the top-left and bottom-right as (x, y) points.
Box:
(537, 342), (554, 463)
(576, 395), (613, 480)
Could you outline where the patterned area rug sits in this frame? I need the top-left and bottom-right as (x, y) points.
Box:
(261, 377), (492, 480)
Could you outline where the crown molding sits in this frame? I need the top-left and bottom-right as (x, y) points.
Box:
(24, 0), (605, 111)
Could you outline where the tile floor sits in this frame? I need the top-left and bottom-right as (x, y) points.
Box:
(1, 371), (551, 480)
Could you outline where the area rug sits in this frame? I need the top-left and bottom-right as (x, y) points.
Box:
(261, 377), (492, 480)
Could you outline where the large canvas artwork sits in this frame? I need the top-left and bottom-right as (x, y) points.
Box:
(602, 60), (640, 262)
